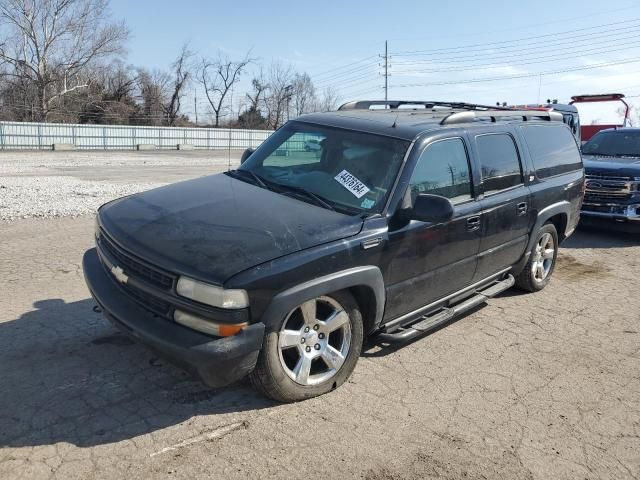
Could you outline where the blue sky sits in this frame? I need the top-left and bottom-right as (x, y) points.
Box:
(110, 0), (640, 123)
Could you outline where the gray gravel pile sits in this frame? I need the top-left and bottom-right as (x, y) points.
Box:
(0, 150), (239, 221)
(0, 176), (165, 221)
(0, 150), (230, 174)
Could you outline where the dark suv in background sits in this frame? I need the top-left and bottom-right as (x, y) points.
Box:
(581, 128), (640, 230)
(83, 100), (584, 402)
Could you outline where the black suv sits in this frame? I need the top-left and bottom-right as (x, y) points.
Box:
(83, 100), (584, 402)
(580, 127), (640, 230)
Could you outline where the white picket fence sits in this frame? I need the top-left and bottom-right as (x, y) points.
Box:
(0, 121), (273, 150)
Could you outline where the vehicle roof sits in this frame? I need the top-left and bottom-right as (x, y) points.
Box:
(295, 109), (565, 141)
(592, 127), (640, 134)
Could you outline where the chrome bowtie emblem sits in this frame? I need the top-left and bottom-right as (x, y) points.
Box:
(111, 265), (128, 284)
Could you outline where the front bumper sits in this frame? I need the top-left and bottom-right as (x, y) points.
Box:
(83, 248), (265, 387)
(581, 203), (640, 223)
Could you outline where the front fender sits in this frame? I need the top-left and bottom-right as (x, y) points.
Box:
(259, 266), (385, 332)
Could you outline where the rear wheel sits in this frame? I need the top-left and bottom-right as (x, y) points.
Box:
(250, 291), (363, 402)
(515, 223), (558, 292)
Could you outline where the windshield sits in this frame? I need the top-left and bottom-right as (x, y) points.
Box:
(238, 122), (410, 214)
(582, 130), (640, 157)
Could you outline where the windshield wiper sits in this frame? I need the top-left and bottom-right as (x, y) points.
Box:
(270, 182), (336, 211)
(226, 169), (268, 188)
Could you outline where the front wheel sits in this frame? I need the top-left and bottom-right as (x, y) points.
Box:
(250, 291), (363, 402)
(515, 223), (558, 292)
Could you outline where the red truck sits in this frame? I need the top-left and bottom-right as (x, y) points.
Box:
(570, 93), (631, 142)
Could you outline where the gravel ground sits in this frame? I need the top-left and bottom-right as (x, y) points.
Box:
(0, 150), (240, 220)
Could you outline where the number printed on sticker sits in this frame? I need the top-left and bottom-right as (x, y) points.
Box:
(334, 170), (370, 198)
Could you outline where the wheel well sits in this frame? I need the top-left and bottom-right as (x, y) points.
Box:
(546, 213), (568, 242)
(348, 285), (378, 336)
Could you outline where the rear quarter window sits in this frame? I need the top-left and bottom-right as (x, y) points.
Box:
(520, 124), (582, 179)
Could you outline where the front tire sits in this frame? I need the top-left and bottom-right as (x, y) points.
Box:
(250, 290), (363, 402)
(515, 223), (558, 292)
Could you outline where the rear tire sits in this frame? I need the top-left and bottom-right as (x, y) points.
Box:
(515, 223), (558, 292)
(250, 290), (363, 403)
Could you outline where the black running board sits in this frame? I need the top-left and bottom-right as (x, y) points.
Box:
(376, 274), (515, 344)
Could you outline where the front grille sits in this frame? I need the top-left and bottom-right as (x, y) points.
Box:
(123, 283), (171, 315)
(584, 173), (633, 203)
(99, 231), (175, 290)
(585, 173), (633, 182)
(584, 191), (632, 202)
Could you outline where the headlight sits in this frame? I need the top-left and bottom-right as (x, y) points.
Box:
(174, 310), (247, 337)
(176, 276), (249, 309)
(94, 216), (101, 239)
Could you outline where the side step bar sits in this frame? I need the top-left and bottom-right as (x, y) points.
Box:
(376, 274), (515, 344)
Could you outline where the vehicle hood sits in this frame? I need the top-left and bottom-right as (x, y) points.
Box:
(98, 174), (363, 284)
(583, 154), (640, 177)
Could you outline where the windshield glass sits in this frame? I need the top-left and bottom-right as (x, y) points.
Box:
(582, 130), (640, 157)
(239, 122), (410, 214)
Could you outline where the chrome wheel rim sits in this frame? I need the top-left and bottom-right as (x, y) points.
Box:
(532, 232), (555, 282)
(278, 296), (352, 386)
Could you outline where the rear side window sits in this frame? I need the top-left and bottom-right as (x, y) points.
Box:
(410, 138), (472, 204)
(475, 133), (523, 195)
(521, 125), (582, 178)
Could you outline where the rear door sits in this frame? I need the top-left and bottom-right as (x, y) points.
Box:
(470, 130), (533, 282)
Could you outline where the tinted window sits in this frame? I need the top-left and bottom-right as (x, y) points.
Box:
(263, 132), (325, 168)
(582, 130), (640, 157)
(410, 138), (472, 204)
(521, 124), (582, 178)
(476, 134), (522, 194)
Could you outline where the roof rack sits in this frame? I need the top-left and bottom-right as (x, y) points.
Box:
(440, 110), (563, 125)
(338, 100), (509, 111)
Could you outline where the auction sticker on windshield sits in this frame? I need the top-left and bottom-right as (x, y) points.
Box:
(334, 170), (370, 198)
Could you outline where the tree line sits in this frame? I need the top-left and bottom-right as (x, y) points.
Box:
(0, 0), (341, 129)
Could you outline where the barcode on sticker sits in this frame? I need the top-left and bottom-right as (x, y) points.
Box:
(334, 170), (370, 198)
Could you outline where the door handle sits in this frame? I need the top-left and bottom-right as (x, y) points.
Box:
(517, 202), (528, 215)
(466, 216), (480, 231)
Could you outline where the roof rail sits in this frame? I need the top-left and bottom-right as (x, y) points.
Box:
(440, 110), (563, 125)
(338, 100), (509, 111)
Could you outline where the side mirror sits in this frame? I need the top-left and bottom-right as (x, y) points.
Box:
(410, 194), (454, 223)
(240, 148), (254, 164)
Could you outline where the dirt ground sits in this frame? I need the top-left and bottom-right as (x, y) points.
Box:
(0, 213), (638, 480)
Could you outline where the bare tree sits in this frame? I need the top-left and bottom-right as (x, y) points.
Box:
(246, 73), (267, 111)
(291, 72), (316, 117)
(164, 44), (192, 126)
(198, 51), (251, 127)
(135, 68), (169, 125)
(0, 0), (129, 121)
(316, 86), (340, 112)
(263, 61), (293, 129)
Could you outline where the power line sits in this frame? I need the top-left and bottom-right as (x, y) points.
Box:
(391, 58), (640, 89)
(391, 24), (640, 66)
(308, 55), (378, 80)
(385, 4), (639, 43)
(392, 41), (640, 76)
(392, 17), (640, 56)
(313, 64), (379, 88)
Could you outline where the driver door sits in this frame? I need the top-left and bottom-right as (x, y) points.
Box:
(385, 136), (482, 320)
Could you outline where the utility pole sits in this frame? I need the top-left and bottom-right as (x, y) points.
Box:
(379, 41), (389, 104)
(194, 91), (198, 126)
(385, 40), (388, 103)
